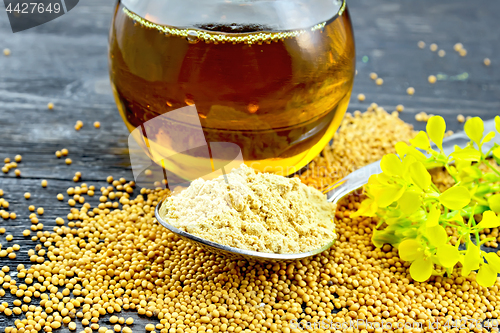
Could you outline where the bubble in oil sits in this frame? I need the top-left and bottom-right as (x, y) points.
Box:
(186, 30), (200, 44)
(247, 103), (259, 114)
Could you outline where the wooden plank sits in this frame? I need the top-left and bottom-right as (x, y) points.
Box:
(0, 0), (499, 330)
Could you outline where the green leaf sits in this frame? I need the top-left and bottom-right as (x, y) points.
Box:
(398, 239), (422, 261)
(439, 186), (471, 210)
(409, 162), (431, 190)
(426, 116), (446, 152)
(409, 257), (433, 282)
(488, 194), (500, 213)
(477, 263), (497, 287)
(426, 225), (447, 247)
(398, 191), (421, 215)
(485, 252), (500, 273)
(464, 117), (484, 145)
(476, 211), (500, 229)
(496, 115), (500, 133)
(460, 242), (481, 276)
(450, 148), (481, 162)
(426, 205), (440, 227)
(494, 147), (500, 164)
(410, 131), (431, 151)
(481, 131), (496, 145)
(436, 244), (460, 268)
(380, 154), (403, 177)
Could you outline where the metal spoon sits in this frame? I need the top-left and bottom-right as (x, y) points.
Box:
(154, 118), (499, 262)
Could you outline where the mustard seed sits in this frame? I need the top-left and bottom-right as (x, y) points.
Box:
(0, 189), (3, 196)
(454, 42), (463, 51)
(145, 324), (155, 331)
(24, 193), (31, 199)
(69, 322), (77, 331)
(29, 205), (35, 211)
(9, 212), (16, 219)
(125, 318), (133, 325)
(22, 230), (30, 237)
(65, 158), (72, 165)
(396, 104), (404, 112)
(14, 169), (21, 177)
(459, 49), (467, 57)
(484, 58), (491, 66)
(14, 155), (21, 162)
(430, 43), (438, 51)
(438, 49), (446, 57)
(57, 194), (63, 201)
(3, 48), (10, 56)
(37, 207), (44, 215)
(369, 72), (377, 80)
(6, 235), (12, 241)
(61, 149), (69, 156)
(406, 87), (415, 95)
(457, 114), (465, 123)
(94, 122), (100, 128)
(357, 93), (365, 102)
(428, 75), (437, 84)
(55, 151), (62, 158)
(47, 102), (54, 110)
(417, 41), (425, 49)
(41, 180), (47, 188)
(375, 78), (383, 85)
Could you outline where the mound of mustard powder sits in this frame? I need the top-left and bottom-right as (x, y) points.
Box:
(159, 164), (336, 254)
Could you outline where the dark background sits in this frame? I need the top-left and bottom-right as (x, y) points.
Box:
(0, 0), (499, 330)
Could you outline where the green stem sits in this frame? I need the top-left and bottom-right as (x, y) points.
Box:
(479, 237), (496, 246)
(444, 164), (458, 183)
(484, 160), (500, 177)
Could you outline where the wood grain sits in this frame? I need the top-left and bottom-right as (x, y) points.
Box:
(0, 0), (499, 330)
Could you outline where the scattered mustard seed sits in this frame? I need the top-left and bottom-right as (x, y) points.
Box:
(14, 155), (21, 162)
(430, 43), (438, 52)
(22, 230), (30, 237)
(428, 75), (437, 84)
(41, 179), (47, 188)
(14, 169), (20, 177)
(406, 87), (415, 95)
(37, 207), (44, 215)
(457, 114), (465, 123)
(369, 72), (378, 80)
(396, 104), (404, 112)
(459, 49), (467, 57)
(357, 93), (366, 102)
(438, 49), (446, 57)
(454, 42), (463, 51)
(24, 193), (31, 199)
(417, 41), (425, 49)
(69, 322), (77, 331)
(57, 193), (64, 201)
(145, 324), (155, 332)
(65, 158), (72, 165)
(9, 213), (16, 219)
(0, 189), (3, 196)
(375, 78), (383, 86)
(484, 58), (491, 66)
(55, 150), (62, 158)
(29, 205), (35, 211)
(94, 121), (101, 128)
(125, 318), (133, 325)
(61, 148), (69, 156)
(5, 235), (13, 241)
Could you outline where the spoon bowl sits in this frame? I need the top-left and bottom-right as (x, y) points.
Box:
(154, 200), (336, 263)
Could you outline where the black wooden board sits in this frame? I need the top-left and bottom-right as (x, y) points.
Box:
(0, 0), (499, 330)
